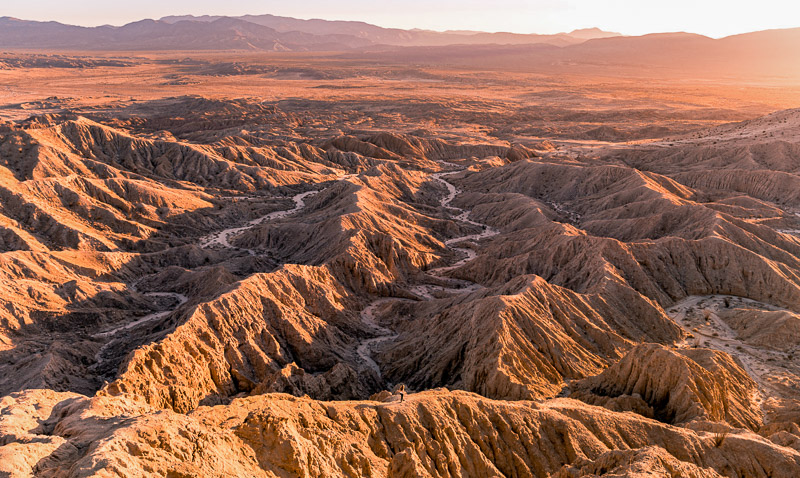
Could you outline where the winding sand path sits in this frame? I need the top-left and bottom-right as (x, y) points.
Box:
(93, 292), (188, 340)
(356, 299), (401, 375)
(91, 281), (189, 372)
(199, 190), (320, 251)
(429, 163), (500, 272)
(356, 160), (501, 379)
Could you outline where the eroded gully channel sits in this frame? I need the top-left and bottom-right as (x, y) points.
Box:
(93, 164), (494, 386)
(356, 161), (500, 379)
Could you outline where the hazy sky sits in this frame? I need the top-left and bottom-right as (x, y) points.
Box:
(3, 0), (799, 37)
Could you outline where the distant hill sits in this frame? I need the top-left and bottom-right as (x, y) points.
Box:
(0, 14), (619, 52)
(345, 29), (800, 79)
(563, 29), (800, 77)
(566, 27), (621, 39)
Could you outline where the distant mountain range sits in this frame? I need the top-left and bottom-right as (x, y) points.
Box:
(0, 15), (619, 51)
(159, 14), (620, 47)
(343, 29), (800, 79)
(0, 16), (371, 51)
(1, 14), (798, 79)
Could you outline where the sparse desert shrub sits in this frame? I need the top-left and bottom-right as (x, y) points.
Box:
(712, 429), (730, 447)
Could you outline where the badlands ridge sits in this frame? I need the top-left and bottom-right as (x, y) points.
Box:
(1, 83), (800, 476)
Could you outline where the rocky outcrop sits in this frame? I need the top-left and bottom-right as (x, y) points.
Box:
(555, 445), (723, 478)
(380, 275), (661, 400)
(327, 131), (537, 163)
(570, 343), (763, 430)
(101, 264), (369, 412)
(253, 362), (366, 400)
(3, 389), (800, 478)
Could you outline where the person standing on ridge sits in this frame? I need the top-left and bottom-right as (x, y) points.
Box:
(395, 384), (406, 402)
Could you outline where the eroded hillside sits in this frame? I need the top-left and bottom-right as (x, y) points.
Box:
(2, 92), (800, 477)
